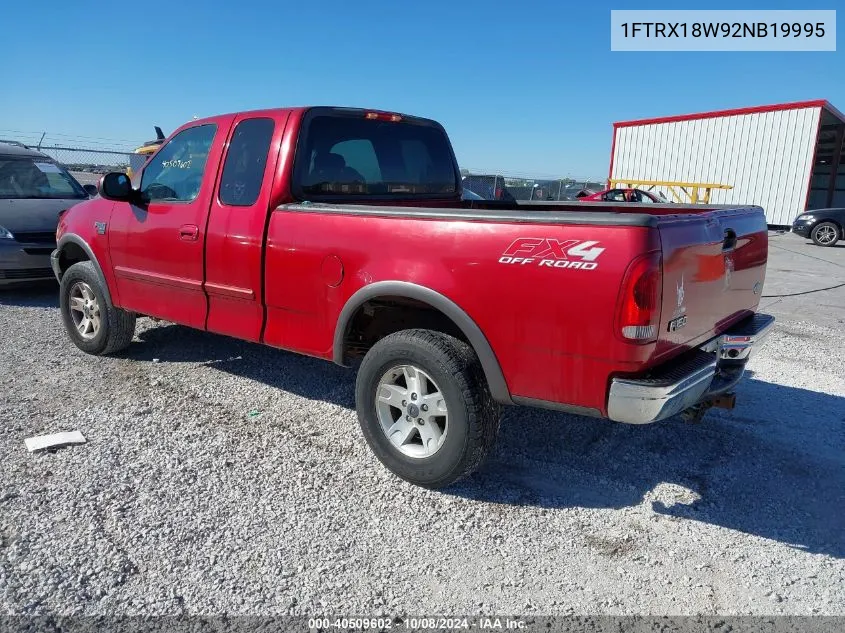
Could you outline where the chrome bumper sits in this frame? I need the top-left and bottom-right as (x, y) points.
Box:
(607, 313), (775, 425)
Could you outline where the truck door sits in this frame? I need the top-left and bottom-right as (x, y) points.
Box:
(204, 113), (287, 341)
(108, 121), (229, 329)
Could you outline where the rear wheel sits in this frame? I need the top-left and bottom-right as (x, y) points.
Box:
(355, 329), (500, 489)
(60, 261), (136, 355)
(811, 221), (840, 247)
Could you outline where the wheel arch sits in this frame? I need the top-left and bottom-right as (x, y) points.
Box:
(334, 281), (512, 404)
(55, 233), (113, 307)
(823, 218), (843, 233)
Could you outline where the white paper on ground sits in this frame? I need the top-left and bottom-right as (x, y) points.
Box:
(24, 431), (87, 452)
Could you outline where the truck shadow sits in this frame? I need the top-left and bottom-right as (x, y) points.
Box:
(454, 372), (845, 559)
(131, 324), (844, 559)
(132, 323), (354, 403)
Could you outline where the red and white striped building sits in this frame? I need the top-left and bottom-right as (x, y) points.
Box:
(609, 100), (845, 226)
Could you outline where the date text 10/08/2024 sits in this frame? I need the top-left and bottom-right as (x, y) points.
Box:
(307, 618), (527, 630)
(619, 22), (826, 39)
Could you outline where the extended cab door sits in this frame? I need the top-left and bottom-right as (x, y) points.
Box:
(204, 112), (288, 341)
(109, 120), (231, 328)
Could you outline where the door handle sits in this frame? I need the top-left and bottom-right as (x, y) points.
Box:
(722, 228), (737, 252)
(179, 224), (199, 241)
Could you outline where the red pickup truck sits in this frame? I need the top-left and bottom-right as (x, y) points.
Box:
(52, 106), (774, 488)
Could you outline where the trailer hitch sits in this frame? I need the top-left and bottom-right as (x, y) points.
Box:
(711, 393), (737, 410)
(680, 392), (736, 423)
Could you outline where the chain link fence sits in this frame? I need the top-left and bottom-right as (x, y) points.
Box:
(460, 171), (607, 201)
(31, 145), (139, 186)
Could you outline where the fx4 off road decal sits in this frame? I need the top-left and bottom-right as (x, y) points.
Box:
(498, 238), (605, 270)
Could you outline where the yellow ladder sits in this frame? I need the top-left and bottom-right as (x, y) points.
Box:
(608, 179), (733, 204)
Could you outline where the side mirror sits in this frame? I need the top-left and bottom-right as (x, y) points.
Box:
(98, 172), (133, 201)
(83, 184), (98, 197)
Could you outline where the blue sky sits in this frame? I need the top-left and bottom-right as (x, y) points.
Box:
(2, 0), (842, 179)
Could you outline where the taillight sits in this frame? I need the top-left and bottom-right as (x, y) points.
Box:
(365, 111), (402, 122)
(615, 252), (663, 344)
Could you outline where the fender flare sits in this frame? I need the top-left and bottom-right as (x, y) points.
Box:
(55, 233), (114, 307)
(333, 281), (512, 404)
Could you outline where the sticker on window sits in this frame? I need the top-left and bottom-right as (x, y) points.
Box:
(161, 159), (192, 169)
(34, 162), (62, 174)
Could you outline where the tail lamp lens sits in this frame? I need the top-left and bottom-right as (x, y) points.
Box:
(616, 252), (662, 343)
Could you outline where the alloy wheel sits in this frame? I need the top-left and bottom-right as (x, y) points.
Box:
(375, 364), (449, 458)
(815, 225), (838, 245)
(68, 282), (101, 340)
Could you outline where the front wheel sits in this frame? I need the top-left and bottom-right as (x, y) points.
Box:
(59, 261), (136, 355)
(811, 221), (840, 247)
(355, 329), (500, 489)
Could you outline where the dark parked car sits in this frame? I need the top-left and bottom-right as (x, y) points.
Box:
(792, 209), (843, 247)
(0, 143), (93, 286)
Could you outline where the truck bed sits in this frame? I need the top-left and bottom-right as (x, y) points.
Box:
(267, 200), (768, 414)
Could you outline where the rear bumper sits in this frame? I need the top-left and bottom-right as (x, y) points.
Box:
(607, 313), (775, 424)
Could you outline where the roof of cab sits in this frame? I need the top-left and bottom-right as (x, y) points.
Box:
(187, 106), (433, 127)
(188, 107), (308, 127)
(0, 142), (52, 159)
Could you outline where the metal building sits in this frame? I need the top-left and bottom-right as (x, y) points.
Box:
(609, 100), (845, 226)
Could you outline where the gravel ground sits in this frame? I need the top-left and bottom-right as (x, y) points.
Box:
(1, 246), (844, 617)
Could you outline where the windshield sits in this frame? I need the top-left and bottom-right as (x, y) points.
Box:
(0, 158), (87, 199)
(293, 109), (459, 199)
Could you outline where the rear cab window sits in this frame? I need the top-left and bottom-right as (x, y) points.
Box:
(292, 108), (459, 200)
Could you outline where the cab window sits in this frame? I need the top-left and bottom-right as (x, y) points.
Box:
(603, 189), (628, 202)
(0, 158), (87, 199)
(293, 109), (458, 198)
(326, 139), (381, 183)
(219, 118), (275, 206)
(140, 124), (217, 203)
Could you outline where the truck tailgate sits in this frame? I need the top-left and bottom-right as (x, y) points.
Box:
(653, 208), (768, 362)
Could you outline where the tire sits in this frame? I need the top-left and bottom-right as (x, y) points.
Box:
(59, 261), (136, 355)
(355, 329), (500, 489)
(811, 221), (840, 247)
